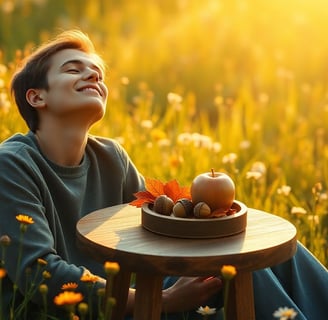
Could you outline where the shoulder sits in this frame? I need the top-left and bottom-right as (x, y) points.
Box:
(0, 132), (39, 159)
(86, 135), (129, 159)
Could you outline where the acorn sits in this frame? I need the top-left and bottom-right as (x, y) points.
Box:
(193, 202), (212, 218)
(153, 195), (174, 215)
(172, 198), (194, 218)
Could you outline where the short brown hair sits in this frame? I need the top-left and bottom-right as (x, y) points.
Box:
(11, 29), (104, 132)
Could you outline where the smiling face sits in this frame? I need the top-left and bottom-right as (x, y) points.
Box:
(36, 48), (108, 126)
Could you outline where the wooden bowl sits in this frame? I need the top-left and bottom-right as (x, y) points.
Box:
(141, 200), (247, 238)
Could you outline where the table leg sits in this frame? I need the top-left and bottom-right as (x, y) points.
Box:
(227, 271), (255, 320)
(107, 269), (131, 320)
(133, 273), (163, 320)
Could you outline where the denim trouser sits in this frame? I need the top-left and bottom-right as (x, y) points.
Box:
(126, 242), (328, 320)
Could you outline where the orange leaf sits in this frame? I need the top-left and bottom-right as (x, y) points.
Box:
(164, 179), (191, 203)
(145, 178), (165, 198)
(129, 190), (156, 208)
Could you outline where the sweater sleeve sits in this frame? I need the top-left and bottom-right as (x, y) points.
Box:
(0, 147), (105, 311)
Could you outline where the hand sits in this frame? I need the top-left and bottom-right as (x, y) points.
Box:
(162, 276), (223, 313)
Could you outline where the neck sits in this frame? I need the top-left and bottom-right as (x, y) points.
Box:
(35, 126), (88, 166)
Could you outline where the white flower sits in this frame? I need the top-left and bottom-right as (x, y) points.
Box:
(222, 153), (237, 164)
(246, 171), (262, 180)
(277, 185), (292, 196)
(291, 206), (307, 215)
(167, 92), (183, 105)
(273, 306), (297, 319)
(196, 306), (216, 316)
(140, 120), (153, 129)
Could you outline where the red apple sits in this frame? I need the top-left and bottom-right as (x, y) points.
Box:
(190, 170), (235, 212)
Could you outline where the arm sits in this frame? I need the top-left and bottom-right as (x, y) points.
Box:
(124, 277), (222, 315)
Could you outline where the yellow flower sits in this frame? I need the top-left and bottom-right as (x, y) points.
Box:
(97, 288), (106, 297)
(106, 297), (116, 307)
(42, 270), (51, 279)
(54, 291), (83, 306)
(61, 282), (79, 291)
(16, 214), (34, 225)
(104, 261), (120, 275)
(0, 268), (7, 278)
(196, 306), (216, 316)
(221, 265), (237, 280)
(37, 258), (48, 266)
(80, 273), (99, 283)
(39, 284), (48, 294)
(77, 302), (89, 316)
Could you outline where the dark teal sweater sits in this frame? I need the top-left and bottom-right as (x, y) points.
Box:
(0, 131), (144, 317)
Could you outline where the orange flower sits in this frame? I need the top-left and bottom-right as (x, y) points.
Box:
(54, 291), (83, 306)
(80, 273), (99, 283)
(0, 268), (7, 279)
(16, 214), (34, 225)
(62, 282), (79, 290)
(104, 261), (120, 275)
(37, 258), (48, 266)
(221, 265), (237, 280)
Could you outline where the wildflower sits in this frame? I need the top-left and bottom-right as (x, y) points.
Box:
(273, 306), (298, 319)
(0, 268), (6, 278)
(0, 235), (11, 247)
(222, 153), (237, 164)
(97, 287), (106, 297)
(177, 132), (192, 145)
(167, 92), (183, 105)
(37, 258), (48, 267)
(104, 261), (120, 275)
(196, 305), (216, 315)
(16, 214), (34, 225)
(307, 215), (319, 225)
(239, 140), (251, 150)
(80, 273), (99, 283)
(77, 302), (89, 316)
(246, 171), (262, 180)
(140, 119), (153, 129)
(212, 142), (222, 153)
(42, 270), (51, 279)
(291, 207), (307, 215)
(39, 284), (48, 295)
(54, 291), (83, 306)
(214, 95), (224, 106)
(277, 185), (292, 196)
(62, 282), (79, 291)
(221, 265), (237, 280)
(107, 297), (116, 307)
(120, 76), (129, 85)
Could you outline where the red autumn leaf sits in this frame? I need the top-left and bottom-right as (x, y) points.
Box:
(129, 190), (156, 207)
(129, 177), (191, 207)
(145, 178), (165, 197)
(164, 179), (191, 203)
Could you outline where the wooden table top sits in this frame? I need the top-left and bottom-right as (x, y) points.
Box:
(76, 204), (297, 276)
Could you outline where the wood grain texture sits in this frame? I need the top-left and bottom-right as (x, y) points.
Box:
(76, 204), (297, 320)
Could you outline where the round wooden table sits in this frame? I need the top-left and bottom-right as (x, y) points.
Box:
(76, 204), (297, 320)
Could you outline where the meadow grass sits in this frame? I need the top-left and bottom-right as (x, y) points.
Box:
(0, 0), (327, 269)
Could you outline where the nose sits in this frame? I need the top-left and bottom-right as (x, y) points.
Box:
(84, 67), (100, 81)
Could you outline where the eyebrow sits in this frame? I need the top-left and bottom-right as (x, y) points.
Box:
(60, 59), (104, 75)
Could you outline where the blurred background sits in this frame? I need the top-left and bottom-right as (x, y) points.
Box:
(1, 0), (328, 266)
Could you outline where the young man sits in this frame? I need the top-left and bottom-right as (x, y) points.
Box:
(0, 30), (327, 320)
(0, 30), (221, 319)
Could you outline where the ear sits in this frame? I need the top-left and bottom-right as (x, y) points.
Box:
(26, 88), (46, 108)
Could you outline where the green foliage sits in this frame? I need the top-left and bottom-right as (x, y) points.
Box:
(0, 0), (327, 268)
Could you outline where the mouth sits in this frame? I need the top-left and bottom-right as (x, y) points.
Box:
(78, 86), (103, 97)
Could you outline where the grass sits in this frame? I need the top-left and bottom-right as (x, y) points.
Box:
(0, 0), (327, 270)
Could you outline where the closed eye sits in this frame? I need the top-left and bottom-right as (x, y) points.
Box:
(66, 68), (80, 73)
